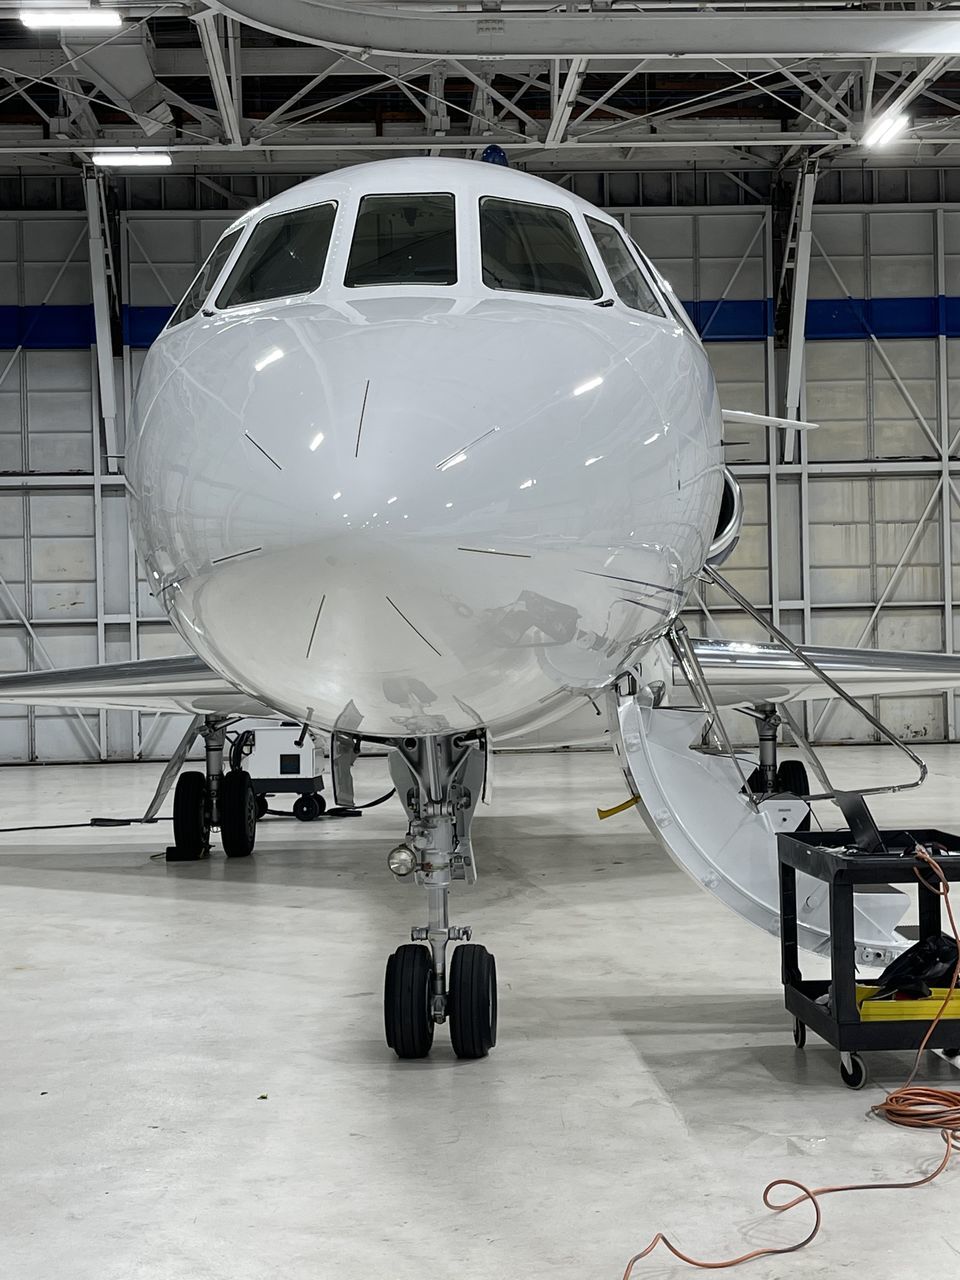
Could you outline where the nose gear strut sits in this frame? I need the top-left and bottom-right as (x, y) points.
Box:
(382, 731), (496, 1060)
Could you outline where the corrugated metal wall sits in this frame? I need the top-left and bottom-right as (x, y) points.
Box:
(1, 195), (957, 758)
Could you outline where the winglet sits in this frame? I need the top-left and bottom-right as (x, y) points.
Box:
(722, 409), (819, 431)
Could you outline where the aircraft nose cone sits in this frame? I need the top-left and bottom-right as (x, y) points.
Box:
(132, 296), (709, 736)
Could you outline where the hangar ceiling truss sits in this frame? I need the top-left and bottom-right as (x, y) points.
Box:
(6, 3), (960, 172)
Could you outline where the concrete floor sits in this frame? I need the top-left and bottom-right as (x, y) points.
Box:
(1, 745), (959, 1279)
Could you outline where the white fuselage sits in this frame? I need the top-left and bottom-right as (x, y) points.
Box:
(127, 158), (723, 740)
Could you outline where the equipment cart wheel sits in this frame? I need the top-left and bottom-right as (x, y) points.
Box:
(384, 944), (434, 1059)
(776, 760), (811, 832)
(172, 770), (209, 860)
(448, 943), (498, 1060)
(220, 769), (256, 858)
(293, 793), (321, 822)
(793, 1018), (807, 1049)
(313, 791), (327, 816)
(840, 1052), (868, 1090)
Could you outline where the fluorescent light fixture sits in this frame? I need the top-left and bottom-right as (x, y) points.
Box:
(573, 376), (603, 397)
(309, 432), (324, 451)
(439, 452), (467, 472)
(862, 112), (909, 148)
(387, 495), (397, 504)
(91, 150), (172, 167)
(584, 455), (603, 467)
(254, 347), (283, 372)
(332, 491), (342, 501)
(519, 478), (535, 490)
(20, 8), (122, 28)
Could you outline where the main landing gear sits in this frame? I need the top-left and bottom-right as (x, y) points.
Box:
(381, 731), (496, 1061)
(170, 718), (257, 860)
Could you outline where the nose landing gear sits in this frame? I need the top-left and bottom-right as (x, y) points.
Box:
(382, 732), (496, 1060)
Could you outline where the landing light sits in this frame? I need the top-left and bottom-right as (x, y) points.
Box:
(573, 376), (603, 397)
(20, 8), (122, 28)
(388, 844), (418, 877)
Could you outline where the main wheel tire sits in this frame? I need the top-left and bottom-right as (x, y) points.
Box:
(384, 944), (434, 1059)
(776, 759), (811, 832)
(172, 770), (209, 859)
(293, 793), (321, 822)
(448, 943), (498, 1060)
(840, 1053), (868, 1090)
(220, 770), (256, 858)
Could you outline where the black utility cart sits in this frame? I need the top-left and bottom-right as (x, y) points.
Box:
(778, 824), (960, 1089)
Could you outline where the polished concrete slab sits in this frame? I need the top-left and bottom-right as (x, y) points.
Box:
(1, 745), (959, 1279)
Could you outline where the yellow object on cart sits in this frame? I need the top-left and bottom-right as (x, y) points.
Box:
(856, 985), (960, 1021)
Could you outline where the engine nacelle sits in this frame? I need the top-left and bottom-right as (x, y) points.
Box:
(706, 466), (743, 566)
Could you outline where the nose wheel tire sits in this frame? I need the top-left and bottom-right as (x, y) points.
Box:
(220, 770), (256, 858)
(384, 944), (435, 1059)
(172, 770), (210, 860)
(448, 943), (498, 1060)
(255, 794), (268, 820)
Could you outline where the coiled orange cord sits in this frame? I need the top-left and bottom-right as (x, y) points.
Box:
(622, 845), (960, 1278)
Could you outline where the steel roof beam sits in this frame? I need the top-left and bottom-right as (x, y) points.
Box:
(210, 5), (960, 60)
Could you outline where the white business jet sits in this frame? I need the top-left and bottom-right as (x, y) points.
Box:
(4, 157), (960, 1059)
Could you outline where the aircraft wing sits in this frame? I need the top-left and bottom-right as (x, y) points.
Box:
(0, 655), (274, 717)
(690, 638), (960, 705)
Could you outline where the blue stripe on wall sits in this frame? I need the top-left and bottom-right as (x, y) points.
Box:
(3, 296), (960, 349)
(0, 304), (96, 349)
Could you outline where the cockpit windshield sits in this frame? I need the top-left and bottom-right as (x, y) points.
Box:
(480, 197), (601, 301)
(167, 227), (242, 327)
(345, 193), (457, 286)
(216, 202), (337, 308)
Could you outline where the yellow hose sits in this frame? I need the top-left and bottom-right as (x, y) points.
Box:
(596, 795), (641, 820)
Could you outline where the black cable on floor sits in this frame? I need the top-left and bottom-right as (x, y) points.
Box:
(0, 817), (170, 834)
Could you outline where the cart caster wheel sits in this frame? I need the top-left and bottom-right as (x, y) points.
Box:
(384, 944), (434, 1059)
(293, 793), (321, 822)
(313, 791), (327, 816)
(840, 1053), (868, 1090)
(255, 794), (268, 820)
(793, 1019), (806, 1049)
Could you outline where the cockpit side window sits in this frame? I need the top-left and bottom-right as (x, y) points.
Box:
(629, 238), (700, 337)
(215, 202), (337, 308)
(167, 227), (243, 327)
(344, 193), (457, 286)
(586, 217), (666, 317)
(480, 197), (601, 301)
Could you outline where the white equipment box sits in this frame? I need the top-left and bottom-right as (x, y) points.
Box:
(233, 719), (325, 806)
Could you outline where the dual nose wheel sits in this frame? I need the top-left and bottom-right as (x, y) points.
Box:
(384, 942), (497, 1060)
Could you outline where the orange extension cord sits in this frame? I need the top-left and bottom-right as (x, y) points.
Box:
(621, 846), (960, 1278)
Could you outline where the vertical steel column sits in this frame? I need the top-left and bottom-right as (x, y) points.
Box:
(936, 208), (957, 739)
(783, 165), (817, 464)
(84, 174), (120, 476)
